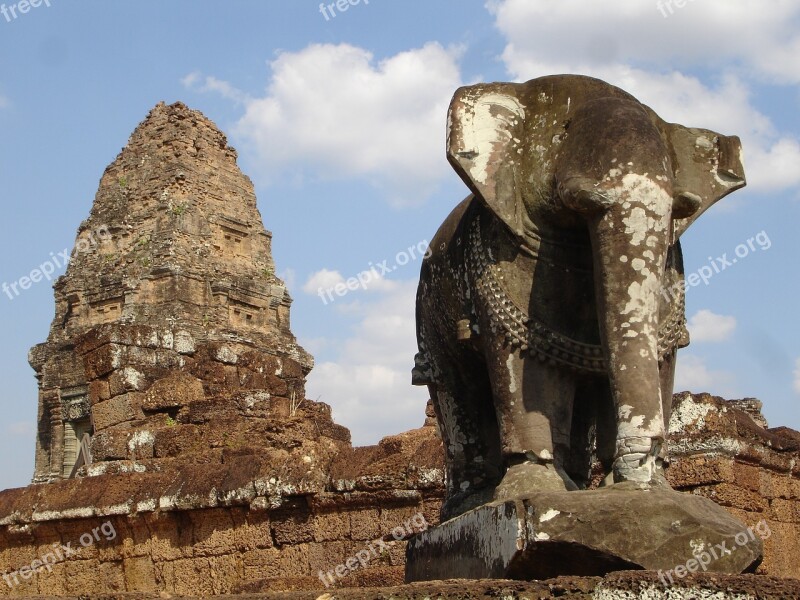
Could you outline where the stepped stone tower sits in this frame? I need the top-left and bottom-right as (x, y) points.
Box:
(28, 101), (331, 484)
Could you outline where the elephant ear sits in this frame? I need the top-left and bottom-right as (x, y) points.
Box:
(447, 84), (527, 237)
(668, 125), (746, 238)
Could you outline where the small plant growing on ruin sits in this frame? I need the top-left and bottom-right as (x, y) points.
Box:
(118, 176), (128, 188)
(171, 202), (188, 216)
(289, 388), (304, 416)
(165, 416), (177, 427)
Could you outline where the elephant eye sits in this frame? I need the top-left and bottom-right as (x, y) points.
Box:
(672, 191), (702, 219)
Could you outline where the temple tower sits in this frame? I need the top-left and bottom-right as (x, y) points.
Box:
(28, 102), (319, 483)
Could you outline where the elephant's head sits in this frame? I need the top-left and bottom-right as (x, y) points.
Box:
(446, 75), (746, 482)
(447, 76), (745, 239)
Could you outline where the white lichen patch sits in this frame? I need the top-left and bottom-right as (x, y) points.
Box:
(128, 430), (154, 453)
(136, 499), (157, 513)
(174, 330), (196, 354)
(696, 135), (715, 150)
(454, 92), (526, 185)
(539, 509), (560, 523)
(160, 330), (174, 350)
(595, 583), (756, 599)
(668, 392), (715, 434)
(215, 345), (239, 365)
(32, 507), (98, 522)
(506, 354), (518, 393)
(418, 468), (444, 486)
(690, 538), (707, 555)
(617, 410), (664, 441)
(102, 502), (133, 516)
(120, 367), (145, 390)
(621, 278), (659, 325)
(87, 463), (109, 477)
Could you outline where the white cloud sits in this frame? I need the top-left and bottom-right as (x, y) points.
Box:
(303, 267), (399, 304)
(688, 310), (737, 343)
(488, 0), (800, 84)
(6, 422), (34, 437)
(182, 72), (250, 105)
(277, 268), (296, 294)
(229, 43), (464, 206)
(487, 0), (800, 194)
(675, 354), (735, 394)
(303, 280), (429, 446)
(303, 268), (345, 296)
(794, 358), (800, 394)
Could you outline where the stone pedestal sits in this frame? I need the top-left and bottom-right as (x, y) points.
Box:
(405, 484), (763, 582)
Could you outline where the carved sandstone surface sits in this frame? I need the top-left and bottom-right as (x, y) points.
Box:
(405, 488), (763, 582)
(26, 101), (345, 485)
(415, 75), (748, 521)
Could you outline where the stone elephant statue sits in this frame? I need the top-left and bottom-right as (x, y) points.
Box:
(413, 75), (746, 520)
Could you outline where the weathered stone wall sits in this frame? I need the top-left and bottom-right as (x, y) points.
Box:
(0, 393), (798, 596)
(0, 497), (439, 596)
(0, 422), (444, 596)
(665, 392), (800, 580)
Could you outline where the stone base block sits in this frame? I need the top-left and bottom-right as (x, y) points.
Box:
(405, 484), (763, 582)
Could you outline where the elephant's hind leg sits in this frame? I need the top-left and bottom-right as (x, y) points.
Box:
(431, 365), (502, 521)
(487, 350), (580, 499)
(569, 376), (616, 488)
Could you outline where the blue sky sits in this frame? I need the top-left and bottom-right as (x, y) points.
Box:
(0, 1), (797, 490)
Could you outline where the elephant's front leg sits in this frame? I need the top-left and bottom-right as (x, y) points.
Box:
(558, 97), (676, 486)
(484, 349), (579, 499)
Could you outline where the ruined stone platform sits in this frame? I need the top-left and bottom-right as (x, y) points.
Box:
(7, 572), (800, 599)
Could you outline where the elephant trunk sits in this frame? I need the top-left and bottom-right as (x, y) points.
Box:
(587, 179), (672, 482)
(556, 97), (675, 483)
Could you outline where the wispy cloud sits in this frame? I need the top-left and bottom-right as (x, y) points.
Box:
(6, 422), (34, 437)
(303, 279), (429, 446)
(675, 354), (736, 396)
(181, 71), (251, 105)
(688, 310), (737, 343)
